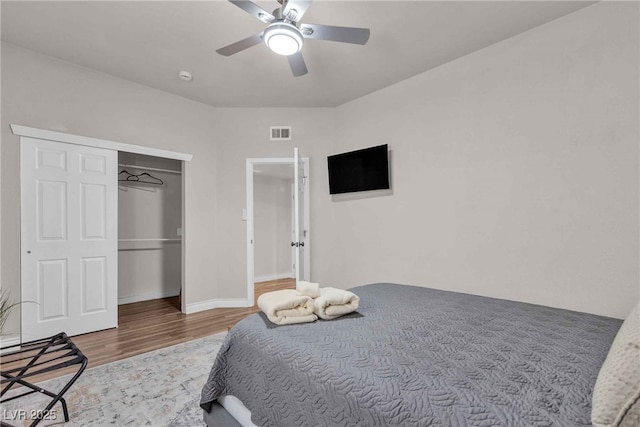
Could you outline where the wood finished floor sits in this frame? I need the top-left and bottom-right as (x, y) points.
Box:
(2, 278), (294, 382)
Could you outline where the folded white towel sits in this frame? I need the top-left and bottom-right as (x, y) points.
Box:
(296, 281), (321, 298)
(257, 289), (317, 325)
(313, 287), (360, 320)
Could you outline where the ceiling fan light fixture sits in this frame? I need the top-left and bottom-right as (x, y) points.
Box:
(263, 22), (303, 56)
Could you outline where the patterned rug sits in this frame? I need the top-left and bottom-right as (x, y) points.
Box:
(2, 332), (227, 426)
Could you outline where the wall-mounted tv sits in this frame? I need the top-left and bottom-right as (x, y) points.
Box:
(327, 144), (390, 195)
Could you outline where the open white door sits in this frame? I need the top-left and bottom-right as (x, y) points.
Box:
(21, 137), (118, 341)
(293, 148), (310, 282)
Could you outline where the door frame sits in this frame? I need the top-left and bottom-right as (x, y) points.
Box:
(246, 157), (310, 306)
(291, 182), (296, 277)
(12, 125), (192, 344)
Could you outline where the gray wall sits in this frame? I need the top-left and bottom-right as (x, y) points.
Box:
(1, 1), (637, 339)
(253, 174), (293, 281)
(208, 107), (337, 299)
(0, 42), (219, 335)
(329, 1), (639, 319)
(0, 42), (336, 334)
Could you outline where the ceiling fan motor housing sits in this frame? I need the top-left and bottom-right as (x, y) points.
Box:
(263, 21), (304, 56)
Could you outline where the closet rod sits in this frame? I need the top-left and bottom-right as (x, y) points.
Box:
(117, 163), (181, 175)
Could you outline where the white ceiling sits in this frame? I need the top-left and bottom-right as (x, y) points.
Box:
(1, 1), (594, 108)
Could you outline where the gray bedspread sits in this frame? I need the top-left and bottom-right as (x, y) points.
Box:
(200, 283), (621, 427)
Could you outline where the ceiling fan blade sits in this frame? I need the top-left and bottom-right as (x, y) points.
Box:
(301, 23), (370, 45)
(287, 52), (308, 77)
(282, 0), (312, 22)
(228, 0), (274, 23)
(216, 32), (263, 56)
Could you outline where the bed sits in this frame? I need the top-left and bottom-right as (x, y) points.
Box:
(200, 283), (624, 426)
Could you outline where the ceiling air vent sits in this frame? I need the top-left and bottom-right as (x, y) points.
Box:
(270, 126), (292, 141)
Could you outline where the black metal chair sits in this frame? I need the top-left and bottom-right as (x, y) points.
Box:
(1, 333), (88, 427)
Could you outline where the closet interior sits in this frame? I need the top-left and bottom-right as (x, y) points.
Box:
(118, 152), (183, 309)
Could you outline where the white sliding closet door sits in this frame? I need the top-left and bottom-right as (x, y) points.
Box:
(21, 137), (118, 341)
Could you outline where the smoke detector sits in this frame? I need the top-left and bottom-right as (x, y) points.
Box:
(178, 71), (193, 82)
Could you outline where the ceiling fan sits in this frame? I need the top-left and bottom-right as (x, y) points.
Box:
(216, 0), (370, 77)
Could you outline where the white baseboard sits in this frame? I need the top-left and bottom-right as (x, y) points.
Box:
(0, 335), (21, 353)
(254, 272), (294, 283)
(185, 298), (250, 314)
(118, 289), (180, 305)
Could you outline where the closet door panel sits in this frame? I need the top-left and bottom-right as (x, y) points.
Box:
(37, 180), (68, 241)
(80, 153), (107, 175)
(37, 259), (69, 321)
(37, 147), (66, 171)
(21, 137), (118, 341)
(81, 183), (107, 240)
(81, 257), (108, 314)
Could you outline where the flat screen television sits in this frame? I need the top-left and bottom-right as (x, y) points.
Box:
(327, 144), (389, 195)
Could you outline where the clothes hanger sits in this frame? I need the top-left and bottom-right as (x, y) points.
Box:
(137, 172), (164, 185)
(118, 169), (163, 185)
(118, 170), (139, 181)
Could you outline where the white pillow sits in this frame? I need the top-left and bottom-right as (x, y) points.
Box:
(592, 303), (640, 427)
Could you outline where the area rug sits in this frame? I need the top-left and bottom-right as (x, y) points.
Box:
(1, 332), (227, 426)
